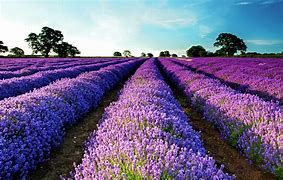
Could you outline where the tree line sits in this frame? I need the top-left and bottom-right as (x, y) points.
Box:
(113, 33), (250, 58)
(114, 33), (283, 58)
(185, 33), (283, 58)
(0, 26), (80, 58)
(113, 50), (154, 58)
(1, 30), (283, 58)
(161, 33), (248, 58)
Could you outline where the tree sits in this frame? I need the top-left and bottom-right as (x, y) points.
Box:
(10, 47), (24, 57)
(53, 42), (80, 57)
(54, 42), (69, 57)
(0, 41), (8, 54)
(113, 51), (122, 56)
(214, 48), (227, 56)
(147, 53), (153, 58)
(159, 51), (170, 57)
(25, 33), (40, 54)
(68, 45), (80, 57)
(164, 50), (170, 57)
(186, 45), (207, 57)
(123, 50), (132, 57)
(25, 26), (64, 57)
(159, 51), (165, 57)
(141, 52), (146, 57)
(171, 54), (178, 57)
(214, 33), (247, 56)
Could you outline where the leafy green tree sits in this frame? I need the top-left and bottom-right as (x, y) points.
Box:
(123, 50), (132, 57)
(171, 54), (178, 57)
(0, 41), (8, 54)
(25, 26), (64, 57)
(159, 51), (165, 57)
(113, 51), (122, 56)
(214, 33), (247, 56)
(25, 33), (40, 54)
(68, 45), (80, 57)
(214, 48), (227, 56)
(53, 42), (80, 57)
(164, 50), (170, 57)
(186, 45), (207, 57)
(159, 51), (170, 57)
(10, 47), (24, 57)
(147, 53), (153, 58)
(141, 52), (146, 57)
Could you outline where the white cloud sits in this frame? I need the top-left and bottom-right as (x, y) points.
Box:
(236, 0), (283, 5)
(236, 1), (252, 5)
(246, 39), (283, 45)
(0, 0), (200, 56)
(142, 9), (198, 28)
(260, 0), (283, 4)
(79, 1), (199, 55)
(198, 25), (212, 38)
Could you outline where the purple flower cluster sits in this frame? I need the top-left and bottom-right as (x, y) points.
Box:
(0, 58), (73, 71)
(159, 58), (282, 174)
(74, 59), (232, 179)
(0, 58), (132, 100)
(0, 59), (144, 178)
(0, 58), (120, 80)
(175, 57), (283, 101)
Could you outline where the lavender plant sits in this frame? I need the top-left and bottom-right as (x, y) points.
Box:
(74, 59), (232, 179)
(0, 59), (144, 178)
(159, 58), (282, 175)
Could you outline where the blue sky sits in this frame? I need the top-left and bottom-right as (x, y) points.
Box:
(0, 0), (283, 56)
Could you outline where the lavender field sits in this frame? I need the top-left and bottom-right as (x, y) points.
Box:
(0, 57), (281, 179)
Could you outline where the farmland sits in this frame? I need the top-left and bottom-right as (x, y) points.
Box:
(0, 57), (282, 179)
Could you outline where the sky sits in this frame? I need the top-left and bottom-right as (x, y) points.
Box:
(0, 0), (283, 56)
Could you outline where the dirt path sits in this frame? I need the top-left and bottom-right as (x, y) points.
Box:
(27, 82), (124, 180)
(158, 64), (276, 180)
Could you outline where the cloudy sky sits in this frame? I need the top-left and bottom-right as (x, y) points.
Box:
(0, 0), (283, 56)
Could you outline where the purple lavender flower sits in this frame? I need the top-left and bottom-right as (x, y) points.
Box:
(0, 58), (144, 178)
(159, 58), (282, 174)
(74, 58), (232, 179)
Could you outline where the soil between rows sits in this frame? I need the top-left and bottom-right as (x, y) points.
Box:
(159, 64), (276, 180)
(27, 80), (125, 180)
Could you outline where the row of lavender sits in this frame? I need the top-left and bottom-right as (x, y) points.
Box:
(0, 58), (96, 71)
(0, 59), (81, 72)
(185, 57), (282, 79)
(176, 57), (283, 101)
(0, 59), (144, 178)
(159, 58), (282, 175)
(0, 58), (81, 72)
(74, 59), (232, 179)
(0, 58), (128, 71)
(0, 58), (123, 80)
(0, 58), (132, 100)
